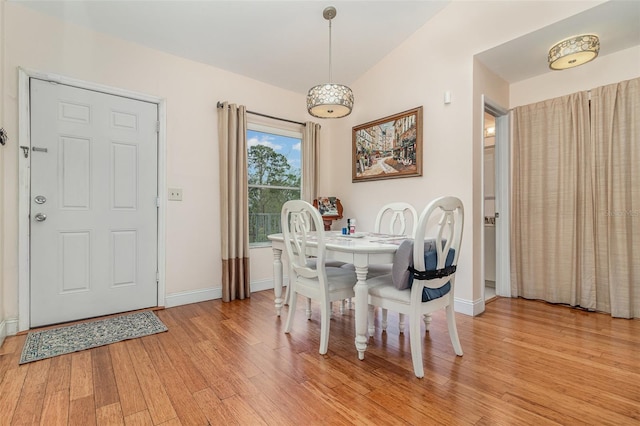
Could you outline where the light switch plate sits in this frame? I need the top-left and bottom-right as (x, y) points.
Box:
(168, 188), (183, 201)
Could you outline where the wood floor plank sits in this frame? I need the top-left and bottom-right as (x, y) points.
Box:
(39, 389), (69, 426)
(141, 335), (209, 426)
(92, 346), (120, 408)
(192, 387), (237, 425)
(126, 338), (177, 425)
(329, 383), (407, 426)
(300, 379), (383, 425)
(0, 366), (28, 425)
(123, 410), (154, 426)
(186, 341), (237, 400)
(196, 338), (260, 398)
(218, 394), (268, 426)
(108, 341), (148, 417)
(0, 334), (24, 355)
(69, 351), (93, 401)
(247, 369), (342, 424)
(155, 418), (182, 426)
(95, 402), (124, 426)
(10, 383), (45, 425)
(237, 390), (299, 426)
(154, 331), (208, 394)
(45, 354), (72, 395)
(68, 394), (97, 426)
(0, 335), (26, 385)
(190, 315), (263, 379)
(10, 358), (50, 425)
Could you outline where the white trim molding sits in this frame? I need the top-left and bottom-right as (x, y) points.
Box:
(1, 318), (20, 339)
(164, 288), (222, 308)
(454, 297), (485, 317)
(164, 279), (284, 309)
(251, 278), (275, 293)
(0, 320), (6, 347)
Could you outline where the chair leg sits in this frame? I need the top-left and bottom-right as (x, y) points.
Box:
(423, 313), (432, 332)
(409, 313), (424, 378)
(306, 298), (312, 320)
(446, 305), (463, 356)
(399, 313), (406, 334)
(381, 308), (388, 332)
(284, 289), (297, 333)
(284, 280), (290, 306)
(340, 299), (346, 315)
(319, 299), (331, 354)
(368, 305), (375, 337)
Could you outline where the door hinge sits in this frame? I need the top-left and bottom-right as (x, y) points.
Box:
(156, 197), (160, 207)
(156, 271), (160, 282)
(155, 121), (160, 132)
(495, 212), (500, 218)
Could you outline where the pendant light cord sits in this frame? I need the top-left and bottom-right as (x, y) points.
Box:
(328, 18), (333, 84)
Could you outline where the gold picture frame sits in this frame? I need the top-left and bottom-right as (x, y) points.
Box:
(352, 106), (423, 182)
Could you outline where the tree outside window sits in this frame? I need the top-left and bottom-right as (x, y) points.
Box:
(247, 127), (301, 245)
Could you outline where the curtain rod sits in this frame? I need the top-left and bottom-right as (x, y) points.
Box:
(216, 102), (306, 126)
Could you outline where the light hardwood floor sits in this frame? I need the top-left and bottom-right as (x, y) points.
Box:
(1, 292), (639, 425)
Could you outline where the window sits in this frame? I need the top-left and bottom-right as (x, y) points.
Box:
(247, 123), (302, 246)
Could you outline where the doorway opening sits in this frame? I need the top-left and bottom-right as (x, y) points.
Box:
(482, 97), (510, 300)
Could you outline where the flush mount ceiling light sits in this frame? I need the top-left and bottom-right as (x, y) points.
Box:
(306, 6), (354, 119)
(548, 34), (600, 70)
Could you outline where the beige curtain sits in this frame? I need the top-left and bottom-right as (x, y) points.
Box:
(218, 102), (251, 302)
(591, 78), (640, 318)
(302, 122), (321, 203)
(511, 92), (596, 307)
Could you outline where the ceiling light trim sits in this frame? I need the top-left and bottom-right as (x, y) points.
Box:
(548, 34), (600, 70)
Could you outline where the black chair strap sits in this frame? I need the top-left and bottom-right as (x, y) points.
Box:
(408, 265), (457, 280)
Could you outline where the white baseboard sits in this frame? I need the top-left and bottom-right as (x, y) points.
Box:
(251, 278), (275, 293)
(1, 318), (19, 337)
(164, 279), (281, 309)
(454, 297), (485, 316)
(164, 288), (222, 308)
(0, 320), (6, 348)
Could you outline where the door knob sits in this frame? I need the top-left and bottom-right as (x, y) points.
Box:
(34, 213), (47, 222)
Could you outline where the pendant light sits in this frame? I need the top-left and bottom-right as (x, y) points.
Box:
(306, 6), (354, 118)
(548, 34), (600, 70)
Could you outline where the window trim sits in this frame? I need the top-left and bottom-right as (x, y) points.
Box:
(247, 122), (302, 140)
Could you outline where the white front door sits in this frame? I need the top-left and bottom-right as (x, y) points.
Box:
(29, 78), (159, 327)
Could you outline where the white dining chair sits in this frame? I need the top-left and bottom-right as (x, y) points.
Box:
(282, 208), (345, 311)
(281, 200), (357, 354)
(374, 202), (419, 237)
(342, 202), (418, 326)
(365, 196), (464, 378)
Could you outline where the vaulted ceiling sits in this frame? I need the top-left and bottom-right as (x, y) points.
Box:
(13, 1), (640, 92)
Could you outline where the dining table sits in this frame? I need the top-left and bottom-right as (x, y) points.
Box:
(267, 231), (408, 360)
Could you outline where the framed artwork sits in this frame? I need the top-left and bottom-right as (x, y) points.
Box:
(352, 106), (423, 182)
(312, 197), (343, 231)
(314, 196), (342, 217)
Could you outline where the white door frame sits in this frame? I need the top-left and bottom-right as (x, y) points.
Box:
(17, 68), (167, 332)
(482, 96), (511, 299)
